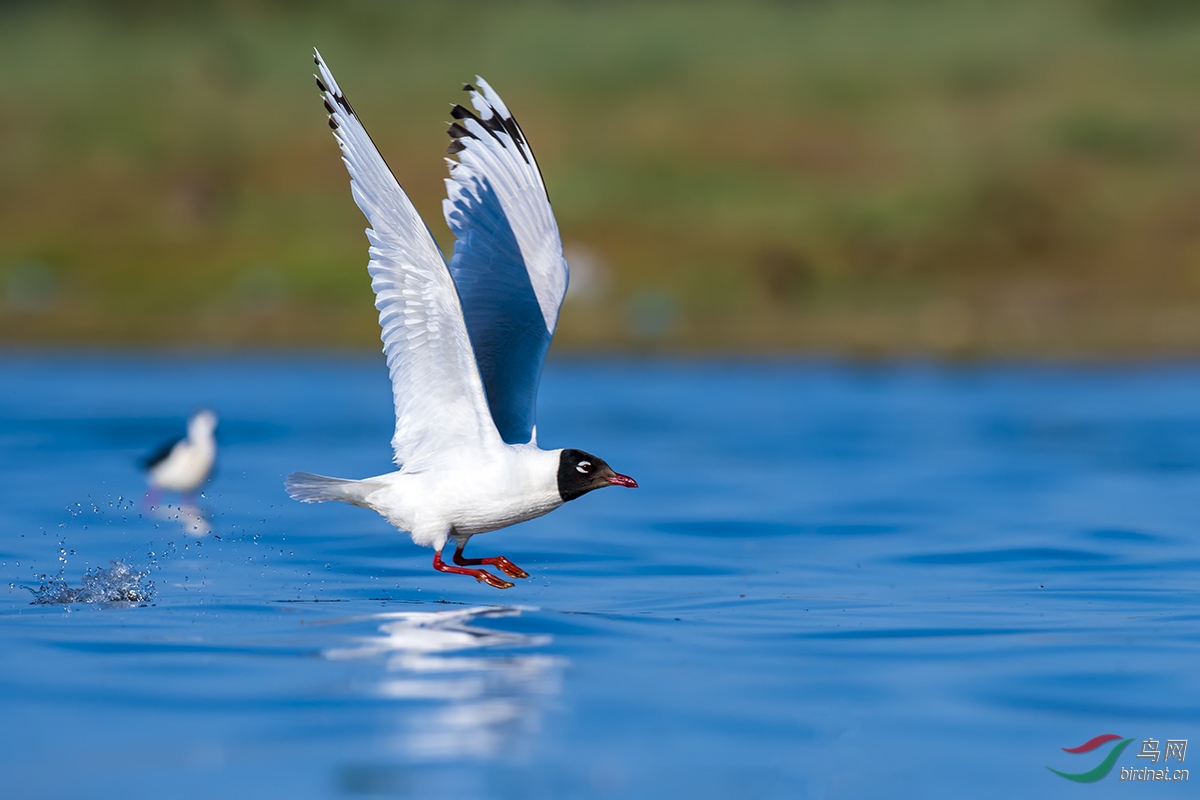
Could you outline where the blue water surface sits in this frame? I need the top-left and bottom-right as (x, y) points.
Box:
(0, 354), (1197, 798)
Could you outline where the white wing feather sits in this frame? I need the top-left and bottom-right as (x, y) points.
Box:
(442, 78), (568, 445)
(314, 51), (501, 469)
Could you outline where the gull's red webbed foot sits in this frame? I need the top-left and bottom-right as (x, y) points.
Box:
(433, 549), (514, 589)
(453, 543), (529, 579)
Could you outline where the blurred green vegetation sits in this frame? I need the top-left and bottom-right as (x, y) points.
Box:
(4, 0), (1200, 355)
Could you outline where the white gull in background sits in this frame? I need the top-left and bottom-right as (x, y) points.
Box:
(286, 51), (636, 589)
(141, 409), (217, 506)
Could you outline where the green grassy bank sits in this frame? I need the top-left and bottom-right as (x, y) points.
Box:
(3, 0), (1200, 356)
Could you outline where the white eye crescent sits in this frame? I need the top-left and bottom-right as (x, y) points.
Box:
(576, 461), (592, 474)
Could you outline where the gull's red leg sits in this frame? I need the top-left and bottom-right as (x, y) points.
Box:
(433, 549), (513, 590)
(453, 542), (529, 579)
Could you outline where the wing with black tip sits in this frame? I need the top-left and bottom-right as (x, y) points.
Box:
(442, 79), (568, 446)
(313, 50), (501, 468)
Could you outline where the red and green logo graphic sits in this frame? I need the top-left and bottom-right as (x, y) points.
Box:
(1048, 734), (1135, 782)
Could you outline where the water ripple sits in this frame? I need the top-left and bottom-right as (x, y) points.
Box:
(798, 626), (1040, 640)
(323, 606), (563, 761)
(900, 547), (1110, 565)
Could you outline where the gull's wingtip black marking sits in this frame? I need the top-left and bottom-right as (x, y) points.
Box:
(323, 99), (335, 114)
(451, 101), (508, 145)
(448, 122), (473, 140)
(316, 76), (328, 93)
(313, 54), (320, 66)
(447, 92), (531, 164)
(328, 117), (338, 130)
(447, 139), (466, 155)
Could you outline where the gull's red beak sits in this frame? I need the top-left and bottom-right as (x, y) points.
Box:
(605, 473), (638, 488)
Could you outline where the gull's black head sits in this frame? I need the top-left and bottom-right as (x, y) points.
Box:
(557, 449), (638, 502)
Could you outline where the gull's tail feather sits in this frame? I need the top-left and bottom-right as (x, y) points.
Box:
(285, 472), (375, 507)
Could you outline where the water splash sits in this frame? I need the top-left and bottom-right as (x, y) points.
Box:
(28, 560), (156, 605)
(147, 502), (212, 536)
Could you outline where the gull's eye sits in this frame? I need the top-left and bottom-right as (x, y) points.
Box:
(576, 461), (592, 474)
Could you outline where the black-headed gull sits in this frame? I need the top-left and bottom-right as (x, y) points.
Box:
(141, 409), (217, 506)
(286, 51), (636, 590)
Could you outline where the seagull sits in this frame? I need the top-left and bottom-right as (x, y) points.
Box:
(286, 51), (637, 590)
(141, 409), (218, 507)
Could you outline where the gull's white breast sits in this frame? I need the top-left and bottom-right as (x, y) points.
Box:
(361, 445), (563, 548)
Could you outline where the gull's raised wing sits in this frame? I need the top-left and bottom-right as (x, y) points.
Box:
(442, 78), (568, 445)
(314, 51), (501, 469)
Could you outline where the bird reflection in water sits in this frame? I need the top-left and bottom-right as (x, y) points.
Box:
(324, 606), (563, 760)
(146, 501), (212, 537)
